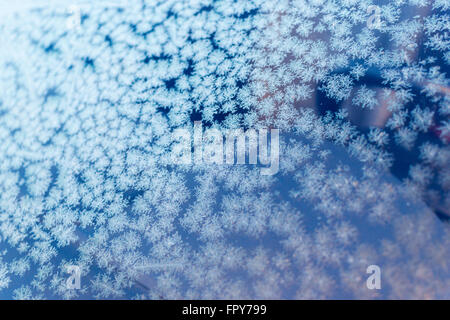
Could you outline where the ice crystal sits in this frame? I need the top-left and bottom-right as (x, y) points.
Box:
(0, 0), (448, 299)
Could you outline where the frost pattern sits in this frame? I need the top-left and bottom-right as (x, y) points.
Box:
(0, 0), (448, 299)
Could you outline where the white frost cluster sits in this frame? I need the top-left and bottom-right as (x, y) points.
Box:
(0, 0), (448, 299)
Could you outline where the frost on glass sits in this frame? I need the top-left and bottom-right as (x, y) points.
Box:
(0, 0), (448, 299)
